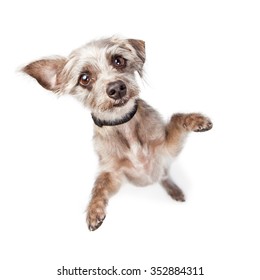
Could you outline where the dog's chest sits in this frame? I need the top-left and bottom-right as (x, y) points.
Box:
(127, 140), (152, 171)
(95, 120), (166, 185)
(115, 124), (165, 185)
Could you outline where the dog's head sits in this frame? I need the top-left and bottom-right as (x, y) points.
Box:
(23, 36), (145, 118)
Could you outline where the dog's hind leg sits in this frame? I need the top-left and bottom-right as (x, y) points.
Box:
(87, 172), (121, 231)
(161, 174), (185, 202)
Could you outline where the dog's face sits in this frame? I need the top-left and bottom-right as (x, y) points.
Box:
(23, 37), (145, 119)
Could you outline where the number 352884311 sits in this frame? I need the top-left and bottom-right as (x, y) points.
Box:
(150, 266), (204, 276)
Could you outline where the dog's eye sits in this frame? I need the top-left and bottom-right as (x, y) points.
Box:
(112, 56), (127, 68)
(79, 73), (91, 87)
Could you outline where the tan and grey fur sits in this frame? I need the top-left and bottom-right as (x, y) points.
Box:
(23, 36), (212, 231)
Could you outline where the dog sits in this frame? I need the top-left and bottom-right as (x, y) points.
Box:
(22, 36), (212, 231)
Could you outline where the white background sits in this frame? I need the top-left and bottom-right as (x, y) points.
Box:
(1, 0), (260, 279)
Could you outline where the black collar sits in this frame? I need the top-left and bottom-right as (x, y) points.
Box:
(91, 102), (138, 127)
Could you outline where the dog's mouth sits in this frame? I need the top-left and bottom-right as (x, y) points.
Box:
(113, 98), (129, 107)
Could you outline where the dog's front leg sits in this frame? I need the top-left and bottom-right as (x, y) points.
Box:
(165, 113), (213, 156)
(87, 171), (121, 231)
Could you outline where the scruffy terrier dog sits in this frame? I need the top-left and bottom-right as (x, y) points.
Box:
(23, 36), (212, 231)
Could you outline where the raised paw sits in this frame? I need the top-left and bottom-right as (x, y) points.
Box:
(183, 113), (213, 132)
(87, 204), (106, 231)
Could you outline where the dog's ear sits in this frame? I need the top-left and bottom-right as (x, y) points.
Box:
(128, 39), (145, 76)
(22, 56), (67, 93)
(128, 39), (145, 63)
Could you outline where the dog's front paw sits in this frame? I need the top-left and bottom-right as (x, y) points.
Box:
(183, 113), (213, 132)
(87, 203), (106, 231)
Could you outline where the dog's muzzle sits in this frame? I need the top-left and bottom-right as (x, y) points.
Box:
(106, 80), (127, 100)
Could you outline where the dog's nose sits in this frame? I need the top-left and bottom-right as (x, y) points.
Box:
(106, 80), (127, 100)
